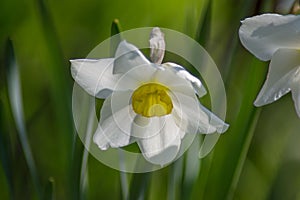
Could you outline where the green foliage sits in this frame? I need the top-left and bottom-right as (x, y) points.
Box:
(1, 0), (299, 199)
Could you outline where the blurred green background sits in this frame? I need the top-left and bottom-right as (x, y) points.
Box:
(1, 0), (300, 199)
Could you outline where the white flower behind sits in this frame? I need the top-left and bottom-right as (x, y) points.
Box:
(239, 13), (300, 118)
(71, 28), (229, 165)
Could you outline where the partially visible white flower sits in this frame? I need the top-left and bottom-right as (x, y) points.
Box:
(239, 13), (300, 118)
(71, 27), (229, 165)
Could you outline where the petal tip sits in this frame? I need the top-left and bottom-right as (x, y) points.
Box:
(216, 123), (229, 134)
(253, 100), (261, 107)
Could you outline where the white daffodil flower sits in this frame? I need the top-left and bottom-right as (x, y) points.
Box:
(239, 13), (300, 118)
(71, 28), (228, 165)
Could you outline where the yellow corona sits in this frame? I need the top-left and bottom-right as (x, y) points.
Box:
(132, 83), (173, 117)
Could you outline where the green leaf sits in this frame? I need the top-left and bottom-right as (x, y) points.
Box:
(167, 157), (183, 200)
(70, 134), (84, 200)
(128, 172), (151, 200)
(200, 57), (267, 200)
(36, 0), (75, 198)
(36, 0), (73, 139)
(194, 1), (269, 199)
(0, 100), (14, 197)
(219, 0), (262, 80)
(43, 177), (55, 200)
(195, 0), (211, 47)
(79, 103), (97, 200)
(5, 39), (42, 199)
(36, 0), (73, 130)
(111, 19), (122, 36)
(226, 108), (261, 199)
(181, 136), (201, 200)
(110, 19), (123, 57)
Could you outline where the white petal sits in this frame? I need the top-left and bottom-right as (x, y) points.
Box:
(162, 62), (207, 97)
(114, 63), (196, 94)
(150, 67), (196, 99)
(113, 40), (150, 74)
(110, 90), (137, 135)
(113, 63), (159, 91)
(171, 91), (227, 134)
(254, 49), (300, 106)
(198, 104), (229, 133)
(131, 115), (155, 139)
(171, 91), (211, 134)
(71, 58), (119, 98)
(291, 70), (300, 118)
(170, 91), (199, 134)
(93, 91), (136, 149)
(239, 14), (300, 61)
(136, 115), (182, 166)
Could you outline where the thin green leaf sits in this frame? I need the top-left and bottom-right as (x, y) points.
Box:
(70, 134), (84, 200)
(181, 136), (201, 200)
(190, 2), (215, 198)
(111, 19), (122, 36)
(36, 0), (75, 198)
(195, 0), (268, 199)
(128, 172), (151, 200)
(5, 39), (42, 199)
(36, 0), (73, 135)
(222, 0), (262, 80)
(0, 100), (14, 197)
(201, 57), (267, 200)
(79, 102), (96, 200)
(195, 0), (211, 47)
(191, 153), (213, 200)
(226, 108), (261, 199)
(110, 19), (123, 57)
(36, 0), (73, 138)
(167, 157), (183, 200)
(43, 177), (55, 200)
(118, 150), (129, 200)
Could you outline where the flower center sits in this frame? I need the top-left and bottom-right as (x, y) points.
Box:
(132, 83), (173, 117)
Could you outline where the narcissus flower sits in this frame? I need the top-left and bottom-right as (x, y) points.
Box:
(71, 28), (228, 165)
(239, 14), (300, 118)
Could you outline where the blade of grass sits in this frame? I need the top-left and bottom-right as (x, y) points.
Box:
(36, 0), (75, 198)
(0, 100), (14, 197)
(43, 177), (55, 200)
(191, 152), (213, 200)
(212, 0), (267, 199)
(195, 0), (211, 47)
(79, 98), (96, 200)
(36, 0), (73, 139)
(70, 134), (84, 200)
(128, 172), (151, 200)
(221, 0), (262, 81)
(110, 19), (123, 57)
(226, 108), (261, 199)
(189, 1), (215, 198)
(194, 0), (268, 199)
(118, 150), (129, 200)
(167, 157), (183, 200)
(181, 135), (201, 200)
(5, 39), (42, 199)
(201, 57), (267, 200)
